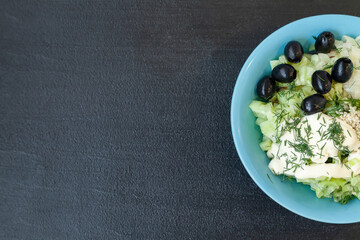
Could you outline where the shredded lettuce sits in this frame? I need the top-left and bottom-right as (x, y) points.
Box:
(297, 176), (360, 205)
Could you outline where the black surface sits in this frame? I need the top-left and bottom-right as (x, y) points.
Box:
(2, 1), (360, 239)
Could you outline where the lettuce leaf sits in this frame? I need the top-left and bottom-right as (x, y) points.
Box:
(297, 176), (360, 204)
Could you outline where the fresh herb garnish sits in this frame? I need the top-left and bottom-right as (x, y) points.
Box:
(317, 73), (326, 82)
(334, 46), (343, 53)
(284, 151), (303, 173)
(323, 64), (334, 70)
(324, 99), (360, 117)
(355, 40), (360, 49)
(321, 119), (352, 159)
(319, 142), (327, 158)
(287, 141), (314, 158)
(347, 129), (352, 137)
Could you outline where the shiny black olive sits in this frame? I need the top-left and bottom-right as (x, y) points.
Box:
(271, 64), (297, 83)
(301, 94), (327, 115)
(315, 31), (335, 53)
(256, 76), (276, 101)
(311, 70), (332, 94)
(331, 57), (353, 83)
(284, 41), (304, 63)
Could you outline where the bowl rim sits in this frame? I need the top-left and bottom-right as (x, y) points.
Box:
(230, 14), (360, 224)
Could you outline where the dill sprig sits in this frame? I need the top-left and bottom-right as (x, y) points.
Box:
(323, 64), (334, 70)
(267, 173), (273, 183)
(288, 141), (313, 156)
(284, 151), (303, 173)
(335, 47), (343, 53)
(322, 119), (351, 158)
(324, 99), (360, 117)
(351, 66), (360, 72)
(279, 117), (315, 173)
(281, 175), (293, 182)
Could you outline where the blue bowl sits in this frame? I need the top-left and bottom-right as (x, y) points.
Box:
(231, 14), (360, 224)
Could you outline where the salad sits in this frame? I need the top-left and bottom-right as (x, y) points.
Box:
(250, 31), (360, 204)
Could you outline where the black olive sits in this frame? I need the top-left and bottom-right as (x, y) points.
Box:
(271, 64), (297, 83)
(256, 76), (276, 101)
(311, 70), (332, 94)
(315, 31), (335, 53)
(301, 94), (327, 115)
(331, 57), (353, 83)
(284, 41), (304, 63)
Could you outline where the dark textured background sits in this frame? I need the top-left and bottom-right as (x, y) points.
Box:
(2, 1), (360, 239)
